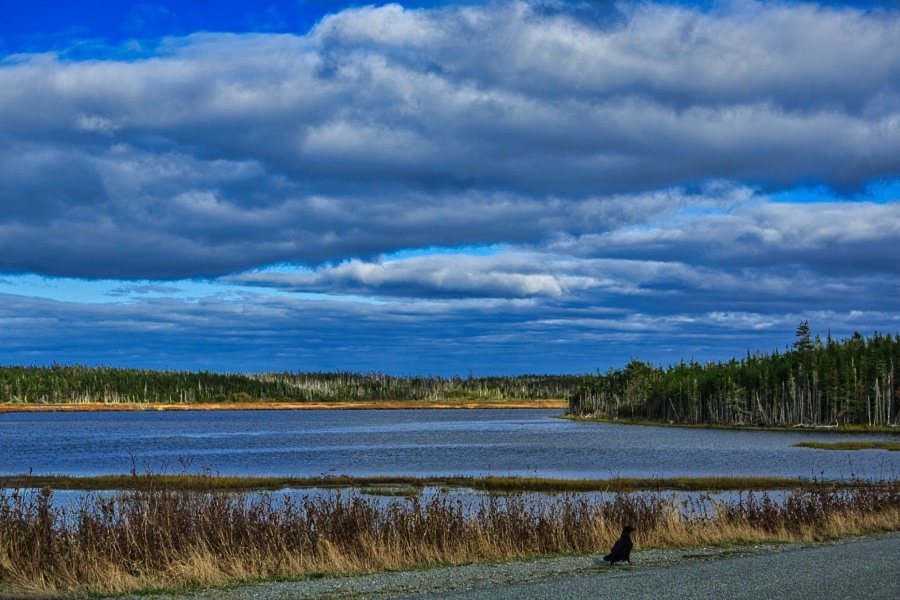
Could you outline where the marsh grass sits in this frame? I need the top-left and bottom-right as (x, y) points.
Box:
(795, 441), (900, 452)
(1, 473), (811, 493)
(359, 484), (424, 497)
(0, 474), (898, 596)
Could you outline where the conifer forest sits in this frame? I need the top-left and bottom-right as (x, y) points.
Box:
(569, 323), (899, 427)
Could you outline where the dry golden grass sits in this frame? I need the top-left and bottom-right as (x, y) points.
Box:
(1, 478), (898, 596)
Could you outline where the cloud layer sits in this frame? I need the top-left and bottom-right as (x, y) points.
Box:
(1, 0), (899, 373)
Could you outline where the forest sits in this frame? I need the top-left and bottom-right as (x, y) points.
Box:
(0, 365), (579, 405)
(569, 323), (899, 427)
(1, 324), (898, 427)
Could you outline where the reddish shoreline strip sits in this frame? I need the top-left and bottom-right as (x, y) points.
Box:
(0, 400), (567, 413)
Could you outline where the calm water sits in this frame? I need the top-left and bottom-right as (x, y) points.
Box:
(0, 409), (897, 480)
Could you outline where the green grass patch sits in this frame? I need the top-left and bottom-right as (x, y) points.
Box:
(794, 441), (900, 451)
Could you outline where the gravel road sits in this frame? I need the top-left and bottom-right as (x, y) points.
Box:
(119, 533), (900, 600)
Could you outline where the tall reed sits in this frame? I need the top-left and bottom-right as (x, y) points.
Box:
(1, 476), (898, 596)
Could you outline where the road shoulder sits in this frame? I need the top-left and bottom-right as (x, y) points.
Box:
(115, 533), (900, 600)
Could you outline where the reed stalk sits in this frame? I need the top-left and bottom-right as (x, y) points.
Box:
(0, 476), (898, 596)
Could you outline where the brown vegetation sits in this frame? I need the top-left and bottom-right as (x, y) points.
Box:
(0, 474), (898, 596)
(0, 473), (812, 494)
(795, 441), (900, 451)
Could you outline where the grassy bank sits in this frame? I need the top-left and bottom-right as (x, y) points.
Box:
(795, 441), (900, 451)
(0, 475), (898, 596)
(0, 473), (828, 493)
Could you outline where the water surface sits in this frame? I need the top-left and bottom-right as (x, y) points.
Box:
(1, 409), (896, 480)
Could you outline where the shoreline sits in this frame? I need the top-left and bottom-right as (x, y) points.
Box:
(565, 414), (900, 435)
(4, 402), (896, 434)
(0, 399), (568, 414)
(0, 473), (812, 493)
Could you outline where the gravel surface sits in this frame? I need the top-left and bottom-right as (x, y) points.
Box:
(112, 533), (900, 600)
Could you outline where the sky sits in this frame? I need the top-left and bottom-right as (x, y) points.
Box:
(1, 0), (899, 376)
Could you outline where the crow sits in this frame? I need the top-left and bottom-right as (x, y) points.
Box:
(603, 525), (635, 565)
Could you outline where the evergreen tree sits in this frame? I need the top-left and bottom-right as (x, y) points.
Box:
(794, 320), (813, 353)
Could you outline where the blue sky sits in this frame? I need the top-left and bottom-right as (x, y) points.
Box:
(1, 0), (899, 375)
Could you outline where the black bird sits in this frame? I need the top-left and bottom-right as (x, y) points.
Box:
(603, 525), (635, 565)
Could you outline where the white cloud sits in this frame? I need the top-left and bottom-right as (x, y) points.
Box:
(2, 1), (900, 373)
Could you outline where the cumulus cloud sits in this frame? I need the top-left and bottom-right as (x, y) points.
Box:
(4, 281), (897, 374)
(0, 0), (898, 280)
(563, 198), (900, 276)
(2, 0), (900, 373)
(233, 252), (581, 298)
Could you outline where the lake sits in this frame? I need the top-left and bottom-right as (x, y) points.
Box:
(1, 409), (897, 480)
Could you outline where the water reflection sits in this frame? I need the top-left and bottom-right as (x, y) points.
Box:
(36, 485), (794, 524)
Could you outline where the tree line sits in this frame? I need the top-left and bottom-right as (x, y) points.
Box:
(3, 325), (897, 427)
(568, 323), (899, 427)
(0, 365), (580, 405)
